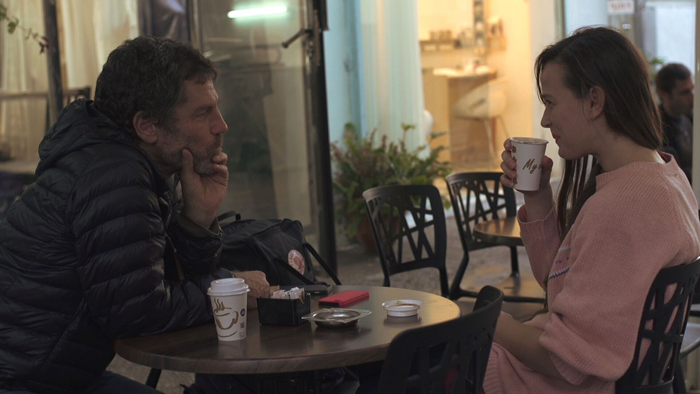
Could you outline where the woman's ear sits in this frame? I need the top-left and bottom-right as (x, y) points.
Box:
(586, 86), (606, 119)
(133, 111), (158, 144)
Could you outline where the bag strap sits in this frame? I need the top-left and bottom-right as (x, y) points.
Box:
(303, 243), (342, 285)
(217, 211), (241, 223)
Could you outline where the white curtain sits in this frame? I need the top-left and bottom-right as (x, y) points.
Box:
(0, 0), (48, 160)
(59, 0), (139, 94)
(357, 0), (425, 150)
(0, 0), (138, 161)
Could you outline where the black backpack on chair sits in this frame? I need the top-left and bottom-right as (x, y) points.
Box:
(218, 212), (341, 286)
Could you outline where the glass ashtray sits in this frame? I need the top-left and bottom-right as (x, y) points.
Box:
(302, 308), (372, 328)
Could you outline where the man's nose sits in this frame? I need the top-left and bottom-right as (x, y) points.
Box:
(213, 108), (228, 135)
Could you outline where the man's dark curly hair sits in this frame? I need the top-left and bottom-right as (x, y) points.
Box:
(95, 36), (217, 138)
(655, 63), (691, 94)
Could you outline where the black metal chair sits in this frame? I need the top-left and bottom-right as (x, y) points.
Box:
(363, 185), (449, 297)
(445, 172), (544, 303)
(675, 319), (700, 394)
(616, 256), (700, 394)
(376, 285), (503, 394)
(672, 252), (700, 393)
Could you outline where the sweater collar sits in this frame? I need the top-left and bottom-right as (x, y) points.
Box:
(596, 151), (677, 190)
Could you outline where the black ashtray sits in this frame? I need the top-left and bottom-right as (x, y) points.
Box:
(257, 297), (311, 326)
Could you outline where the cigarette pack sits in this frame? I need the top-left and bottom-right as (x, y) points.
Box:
(318, 290), (369, 307)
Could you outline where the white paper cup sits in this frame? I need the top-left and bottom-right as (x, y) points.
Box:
(207, 278), (250, 341)
(510, 137), (548, 191)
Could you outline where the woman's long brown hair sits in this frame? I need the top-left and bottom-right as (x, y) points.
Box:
(535, 27), (663, 237)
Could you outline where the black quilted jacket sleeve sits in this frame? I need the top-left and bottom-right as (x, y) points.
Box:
(71, 151), (231, 339)
(167, 215), (223, 278)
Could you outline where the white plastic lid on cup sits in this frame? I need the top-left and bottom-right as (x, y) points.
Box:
(207, 278), (250, 297)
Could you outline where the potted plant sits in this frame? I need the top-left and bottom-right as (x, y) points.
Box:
(331, 122), (451, 253)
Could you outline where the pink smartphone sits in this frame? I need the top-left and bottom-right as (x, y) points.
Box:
(318, 290), (369, 307)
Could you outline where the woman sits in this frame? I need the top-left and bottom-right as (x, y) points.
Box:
(488, 27), (700, 393)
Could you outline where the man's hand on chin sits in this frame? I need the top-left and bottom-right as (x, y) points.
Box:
(180, 149), (229, 228)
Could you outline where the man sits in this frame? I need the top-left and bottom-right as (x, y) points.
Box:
(656, 62), (694, 181)
(0, 36), (267, 393)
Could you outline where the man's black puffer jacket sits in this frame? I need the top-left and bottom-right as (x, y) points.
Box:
(0, 100), (232, 393)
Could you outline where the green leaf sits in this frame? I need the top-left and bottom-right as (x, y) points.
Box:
(332, 120), (452, 241)
(7, 20), (17, 34)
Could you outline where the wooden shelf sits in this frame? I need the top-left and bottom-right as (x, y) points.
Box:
(419, 39), (475, 52)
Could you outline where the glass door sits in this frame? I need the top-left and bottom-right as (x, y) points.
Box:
(188, 0), (336, 270)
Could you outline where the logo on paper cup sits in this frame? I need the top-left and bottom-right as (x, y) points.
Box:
(522, 159), (543, 174)
(213, 298), (239, 337)
(288, 250), (305, 274)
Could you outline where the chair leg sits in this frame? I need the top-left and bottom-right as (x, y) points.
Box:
(509, 246), (520, 277)
(449, 254), (470, 300)
(146, 368), (161, 388)
(438, 267), (450, 298)
(497, 115), (510, 139)
(675, 360), (687, 394)
(483, 119), (495, 162)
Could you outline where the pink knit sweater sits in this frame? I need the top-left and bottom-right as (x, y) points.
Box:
(484, 153), (700, 394)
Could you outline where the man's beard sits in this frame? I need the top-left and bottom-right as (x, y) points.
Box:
(161, 132), (223, 175)
(192, 138), (223, 174)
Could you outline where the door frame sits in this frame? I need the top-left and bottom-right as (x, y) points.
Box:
(186, 0), (338, 274)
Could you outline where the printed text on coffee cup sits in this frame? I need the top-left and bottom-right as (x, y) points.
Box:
(522, 159), (543, 174)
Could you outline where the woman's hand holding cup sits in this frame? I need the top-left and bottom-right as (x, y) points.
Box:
(501, 138), (555, 221)
(500, 138), (553, 194)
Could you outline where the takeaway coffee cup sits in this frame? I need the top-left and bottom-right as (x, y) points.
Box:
(207, 278), (250, 341)
(510, 137), (548, 191)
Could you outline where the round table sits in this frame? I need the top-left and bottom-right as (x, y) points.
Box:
(114, 285), (459, 375)
(473, 217), (523, 247)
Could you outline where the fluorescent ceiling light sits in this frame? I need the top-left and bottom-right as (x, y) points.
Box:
(227, 6), (287, 19)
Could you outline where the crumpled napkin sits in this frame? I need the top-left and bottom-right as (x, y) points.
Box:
(271, 287), (304, 300)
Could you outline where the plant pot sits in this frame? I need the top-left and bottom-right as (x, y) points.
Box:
(355, 214), (401, 255)
(356, 215), (379, 254)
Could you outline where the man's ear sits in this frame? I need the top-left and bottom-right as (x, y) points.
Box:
(133, 111), (159, 144)
(586, 86), (606, 119)
(657, 89), (671, 107)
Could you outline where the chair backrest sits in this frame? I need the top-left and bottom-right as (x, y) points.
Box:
(452, 77), (509, 119)
(363, 185), (449, 297)
(445, 172), (516, 252)
(616, 256), (700, 394)
(377, 285), (504, 394)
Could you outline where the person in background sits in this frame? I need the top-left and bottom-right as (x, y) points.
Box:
(656, 62), (694, 182)
(491, 27), (700, 394)
(0, 36), (268, 394)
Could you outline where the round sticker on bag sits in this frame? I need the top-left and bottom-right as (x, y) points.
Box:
(288, 250), (305, 274)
